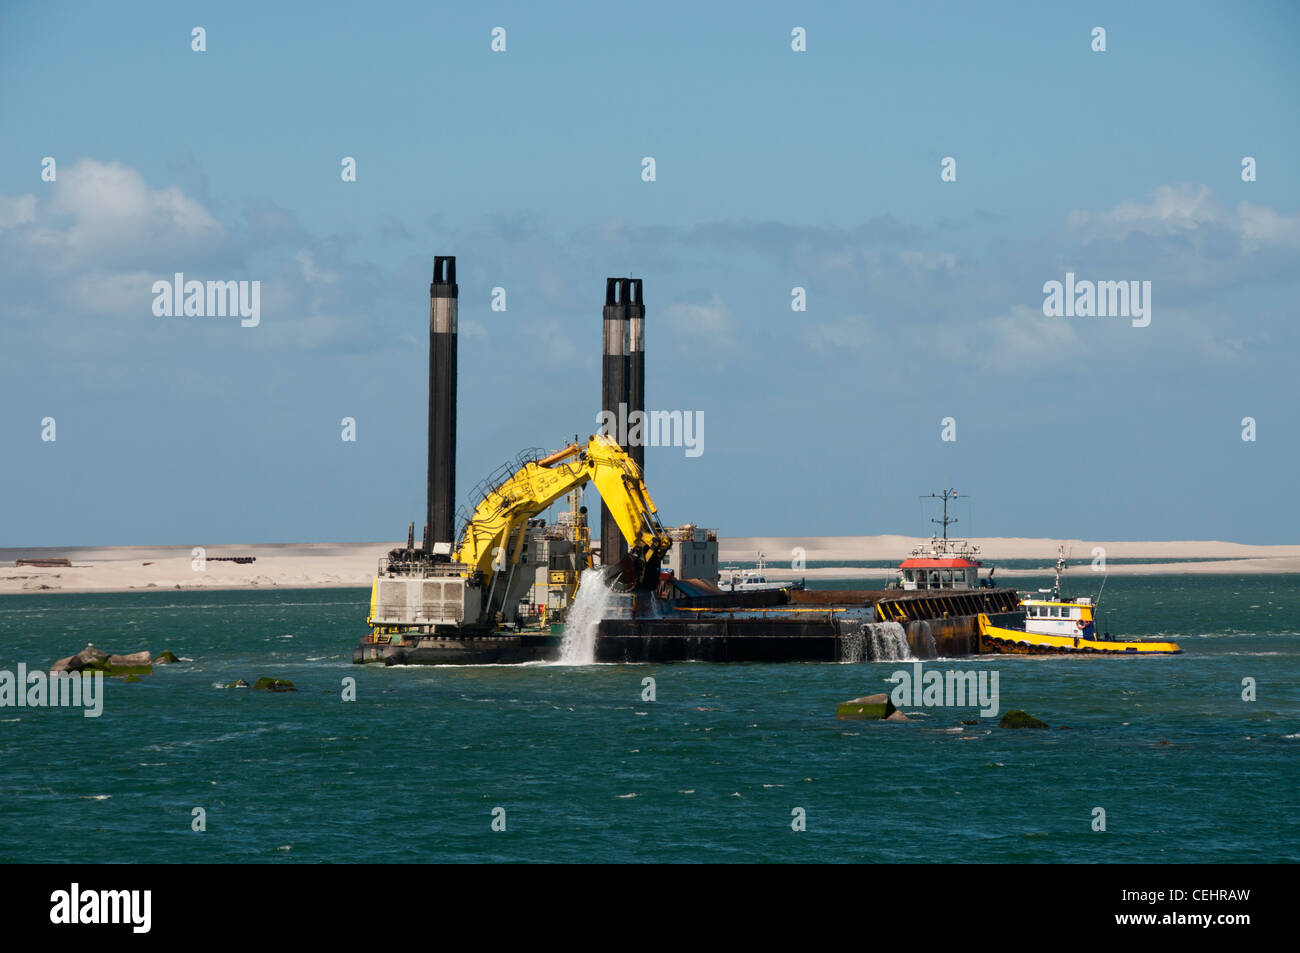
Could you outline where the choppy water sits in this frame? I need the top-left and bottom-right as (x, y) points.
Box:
(1, 574), (1297, 862)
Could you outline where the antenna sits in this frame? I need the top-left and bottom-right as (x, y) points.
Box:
(1052, 544), (1067, 600)
(921, 488), (965, 543)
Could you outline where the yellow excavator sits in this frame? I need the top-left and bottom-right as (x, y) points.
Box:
(456, 433), (672, 604)
(365, 433), (671, 639)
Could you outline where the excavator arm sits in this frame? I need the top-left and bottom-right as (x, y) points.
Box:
(454, 433), (671, 590)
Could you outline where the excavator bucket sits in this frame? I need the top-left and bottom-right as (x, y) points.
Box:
(616, 552), (663, 590)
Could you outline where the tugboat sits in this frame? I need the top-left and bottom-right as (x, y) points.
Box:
(978, 546), (1181, 655)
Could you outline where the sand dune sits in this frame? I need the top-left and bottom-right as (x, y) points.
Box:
(2, 536), (1298, 594)
(0, 542), (391, 594)
(719, 535), (1300, 562)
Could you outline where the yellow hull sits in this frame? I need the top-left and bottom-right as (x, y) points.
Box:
(977, 614), (1181, 655)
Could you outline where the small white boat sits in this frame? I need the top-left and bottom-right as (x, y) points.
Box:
(717, 553), (803, 592)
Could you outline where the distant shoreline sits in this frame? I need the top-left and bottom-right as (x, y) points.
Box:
(3, 536), (1299, 594)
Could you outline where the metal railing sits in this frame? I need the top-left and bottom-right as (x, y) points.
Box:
(455, 447), (552, 546)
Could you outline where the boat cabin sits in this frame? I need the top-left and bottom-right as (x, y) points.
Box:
(1023, 596), (1095, 638)
(897, 538), (993, 591)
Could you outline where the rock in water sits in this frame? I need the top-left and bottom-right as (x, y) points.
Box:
(75, 646), (110, 667)
(50, 645), (153, 676)
(252, 678), (297, 692)
(885, 710), (910, 722)
(999, 709), (1049, 730)
(152, 650), (180, 664)
(226, 679), (250, 689)
(108, 651), (152, 667)
(50, 646), (110, 674)
(836, 693), (897, 720)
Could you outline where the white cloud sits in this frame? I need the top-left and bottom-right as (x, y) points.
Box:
(663, 293), (735, 348)
(808, 315), (872, 352)
(1066, 184), (1300, 249)
(296, 250), (338, 285)
(984, 304), (1084, 365)
(46, 159), (223, 260)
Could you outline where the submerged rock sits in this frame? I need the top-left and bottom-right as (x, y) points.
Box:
(885, 710), (910, 722)
(152, 650), (180, 664)
(122, 674), (142, 683)
(836, 693), (896, 720)
(252, 678), (297, 692)
(226, 679), (250, 689)
(999, 709), (1049, 730)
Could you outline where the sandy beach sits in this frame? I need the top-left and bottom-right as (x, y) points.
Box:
(3, 536), (1299, 594)
(720, 537), (1300, 580)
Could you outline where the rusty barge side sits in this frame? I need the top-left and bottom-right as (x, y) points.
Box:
(594, 585), (1024, 663)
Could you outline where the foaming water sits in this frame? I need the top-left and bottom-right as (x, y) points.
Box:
(558, 568), (619, 665)
(866, 621), (912, 660)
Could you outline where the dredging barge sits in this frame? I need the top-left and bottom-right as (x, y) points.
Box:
(352, 255), (1025, 666)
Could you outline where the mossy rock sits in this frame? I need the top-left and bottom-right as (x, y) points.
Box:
(999, 709), (1049, 730)
(836, 693), (896, 720)
(122, 674), (142, 683)
(252, 678), (297, 692)
(226, 679), (250, 688)
(153, 650), (180, 664)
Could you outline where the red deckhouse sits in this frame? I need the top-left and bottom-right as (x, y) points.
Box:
(896, 489), (996, 591)
(898, 541), (986, 590)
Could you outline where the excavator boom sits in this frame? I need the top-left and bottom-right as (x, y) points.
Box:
(455, 434), (671, 590)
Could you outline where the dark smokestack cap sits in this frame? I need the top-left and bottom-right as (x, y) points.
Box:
(431, 256), (458, 297)
(618, 277), (631, 304)
(605, 278), (618, 306)
(629, 278), (643, 306)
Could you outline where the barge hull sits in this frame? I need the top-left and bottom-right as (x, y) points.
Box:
(354, 634), (562, 665)
(351, 590), (1028, 665)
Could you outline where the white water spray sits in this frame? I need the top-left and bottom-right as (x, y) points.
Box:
(559, 568), (620, 665)
(866, 621), (912, 661)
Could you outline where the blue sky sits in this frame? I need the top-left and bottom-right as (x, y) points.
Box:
(2, 0), (1298, 547)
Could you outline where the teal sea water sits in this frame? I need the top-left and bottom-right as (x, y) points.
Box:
(1, 574), (1297, 863)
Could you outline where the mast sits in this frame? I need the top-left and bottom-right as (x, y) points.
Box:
(922, 488), (963, 544)
(1052, 544), (1067, 600)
